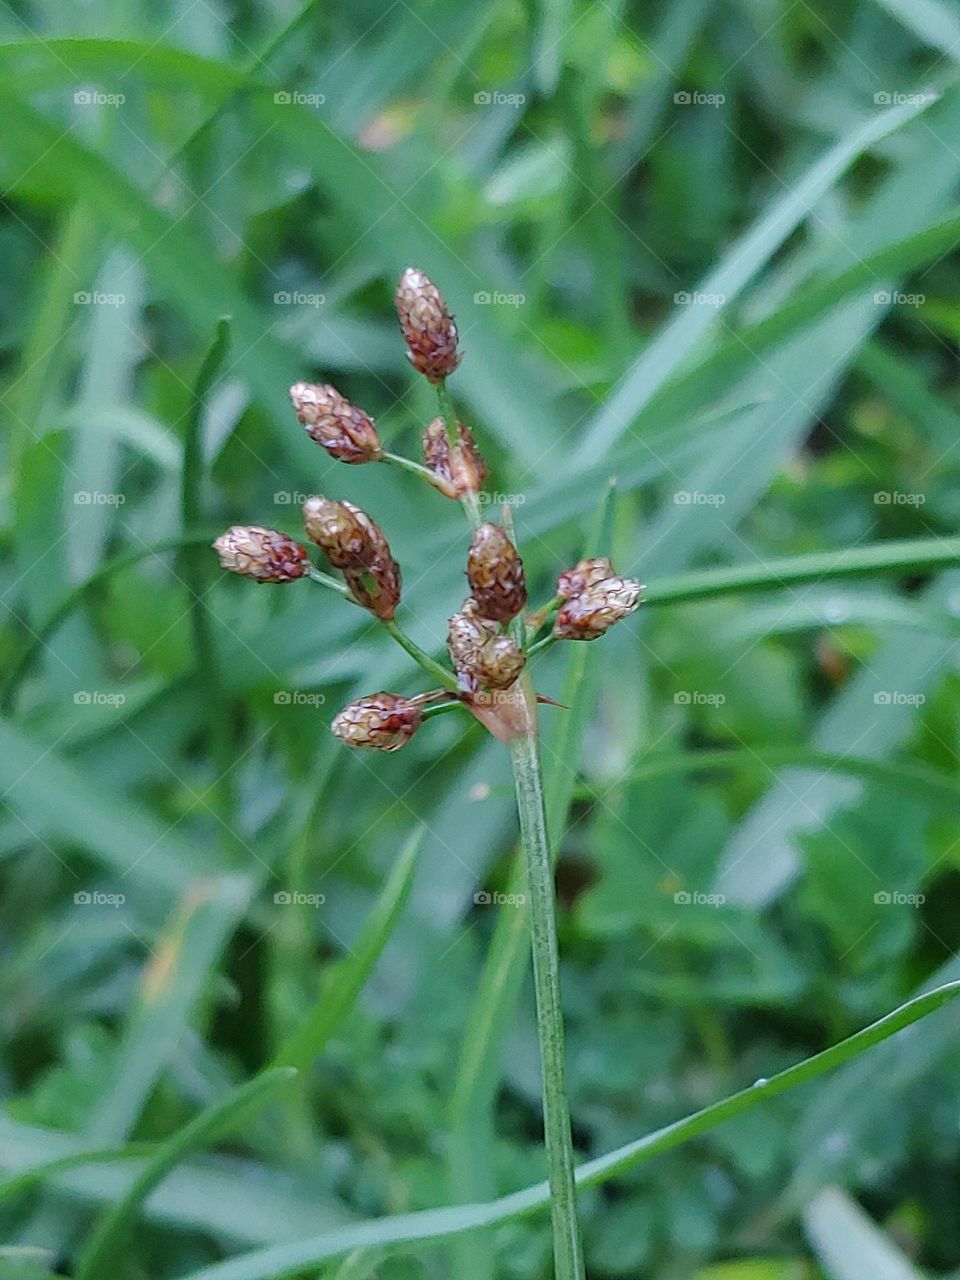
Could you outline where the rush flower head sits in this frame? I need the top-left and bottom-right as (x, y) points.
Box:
(447, 597), (498, 674)
(343, 561), (402, 620)
(302, 496), (388, 569)
(331, 692), (423, 752)
(466, 522), (527, 623)
(553, 576), (644, 640)
(474, 634), (525, 690)
(290, 381), (383, 464)
(395, 267), (460, 382)
(422, 418), (488, 498)
(213, 526), (308, 583)
(557, 556), (615, 601)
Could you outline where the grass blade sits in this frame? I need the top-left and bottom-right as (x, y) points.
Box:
(76, 1068), (297, 1280)
(173, 983), (960, 1279)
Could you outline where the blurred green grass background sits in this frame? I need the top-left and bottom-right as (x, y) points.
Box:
(3, 0), (960, 1276)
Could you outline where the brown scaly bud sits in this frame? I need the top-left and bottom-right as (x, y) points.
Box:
(422, 418), (489, 499)
(331, 692), (423, 752)
(213, 526), (308, 583)
(343, 561), (402, 621)
(422, 417), (458, 498)
(451, 422), (488, 495)
(553, 576), (643, 640)
(302, 497), (386, 569)
(557, 556), (615, 601)
(395, 267), (460, 382)
(447, 597), (498, 690)
(466, 523), (527, 623)
(474, 635), (525, 690)
(290, 382), (383, 464)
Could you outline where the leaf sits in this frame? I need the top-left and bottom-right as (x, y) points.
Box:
(805, 1187), (926, 1280)
(170, 983), (960, 1279)
(573, 96), (938, 462)
(76, 1067), (296, 1280)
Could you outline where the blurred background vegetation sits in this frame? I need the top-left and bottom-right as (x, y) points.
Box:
(2, 0), (960, 1276)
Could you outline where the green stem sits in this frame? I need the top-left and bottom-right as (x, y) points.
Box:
(437, 379), (483, 529)
(381, 451), (452, 494)
(508, 684), (584, 1280)
(382, 620), (459, 691)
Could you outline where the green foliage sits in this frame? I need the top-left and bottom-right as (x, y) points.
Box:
(1, 0), (959, 1277)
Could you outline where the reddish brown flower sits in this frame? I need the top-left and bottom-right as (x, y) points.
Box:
(332, 692), (422, 752)
(553, 577), (643, 640)
(466, 523), (527, 623)
(343, 562), (402, 620)
(556, 556), (615, 601)
(395, 267), (460, 382)
(213, 526), (308, 583)
(290, 382), (383, 464)
(422, 418), (489, 499)
(302, 496), (401, 618)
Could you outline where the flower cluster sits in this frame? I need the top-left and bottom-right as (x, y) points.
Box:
(212, 268), (643, 751)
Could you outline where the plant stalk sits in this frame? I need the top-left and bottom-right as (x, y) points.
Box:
(508, 681), (585, 1280)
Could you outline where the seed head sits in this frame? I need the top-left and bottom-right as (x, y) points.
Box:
(343, 561), (402, 620)
(303, 497), (401, 617)
(557, 556), (615, 601)
(447, 597), (498, 690)
(302, 497), (387, 569)
(212, 526), (308, 583)
(331, 692), (422, 752)
(473, 634), (525, 690)
(553, 576), (643, 640)
(395, 267), (460, 382)
(466, 523), (527, 623)
(290, 382), (383, 464)
(422, 418), (489, 499)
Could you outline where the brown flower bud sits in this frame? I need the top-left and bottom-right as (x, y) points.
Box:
(343, 561), (402, 621)
(556, 556), (615, 601)
(466, 523), (527, 623)
(422, 418), (489, 499)
(447, 597), (497, 690)
(422, 417), (458, 498)
(474, 634), (525, 690)
(553, 576), (643, 640)
(332, 692), (422, 752)
(302, 497), (386, 569)
(303, 497), (401, 618)
(290, 382), (383, 464)
(451, 422), (488, 495)
(213, 526), (308, 583)
(395, 267), (460, 382)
